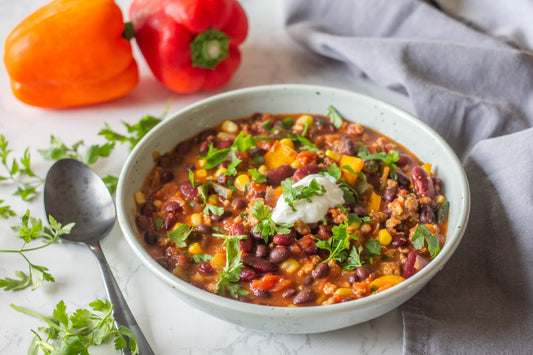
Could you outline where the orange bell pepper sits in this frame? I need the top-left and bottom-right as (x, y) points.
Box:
(4, 0), (138, 109)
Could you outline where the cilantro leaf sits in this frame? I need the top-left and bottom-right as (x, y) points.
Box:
(357, 146), (399, 169)
(12, 299), (139, 354)
(232, 131), (257, 152)
(251, 200), (293, 243)
(0, 200), (16, 219)
(102, 174), (119, 195)
(316, 222), (355, 263)
(167, 224), (193, 247)
(412, 224), (441, 257)
(198, 183), (225, 216)
(437, 200), (450, 223)
(364, 238), (382, 255)
(203, 144), (231, 169)
(327, 105), (343, 129)
(214, 234), (249, 298)
(193, 254), (213, 263)
(343, 245), (364, 270)
(248, 168), (267, 183)
(281, 178), (326, 212)
(225, 150), (242, 176)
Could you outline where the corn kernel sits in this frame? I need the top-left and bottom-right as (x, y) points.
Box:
(190, 213), (203, 226)
(207, 194), (218, 205)
(153, 199), (162, 208)
(435, 195), (446, 205)
(188, 242), (205, 255)
(296, 114), (313, 126)
(221, 120), (239, 133)
(197, 158), (206, 168)
(152, 151), (161, 160)
(195, 169), (207, 178)
(234, 174), (251, 191)
(378, 229), (392, 245)
(334, 287), (353, 297)
(171, 222), (184, 231)
(350, 222), (361, 230)
(214, 167), (227, 177)
(325, 149), (341, 162)
(258, 165), (267, 175)
(134, 192), (146, 205)
(280, 258), (300, 274)
(279, 138), (294, 149)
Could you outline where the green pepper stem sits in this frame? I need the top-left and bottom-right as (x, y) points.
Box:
(190, 28), (230, 69)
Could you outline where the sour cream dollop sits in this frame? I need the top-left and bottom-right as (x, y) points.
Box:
(271, 174), (345, 224)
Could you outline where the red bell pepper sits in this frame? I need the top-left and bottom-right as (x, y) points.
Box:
(129, 0), (248, 93)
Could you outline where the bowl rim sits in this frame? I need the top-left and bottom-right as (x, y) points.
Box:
(116, 83), (470, 317)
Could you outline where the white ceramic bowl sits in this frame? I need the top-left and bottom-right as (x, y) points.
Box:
(116, 84), (470, 334)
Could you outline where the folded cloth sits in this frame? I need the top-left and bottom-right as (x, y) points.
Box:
(284, 0), (533, 353)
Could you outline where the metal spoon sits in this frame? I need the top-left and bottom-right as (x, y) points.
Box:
(44, 159), (154, 355)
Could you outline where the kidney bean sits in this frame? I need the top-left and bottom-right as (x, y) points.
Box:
(396, 153), (411, 167)
(251, 230), (264, 240)
(232, 223), (248, 236)
(180, 182), (199, 201)
(337, 136), (357, 156)
(269, 246), (290, 263)
(158, 155), (172, 168)
(255, 244), (268, 258)
(199, 141), (209, 153)
(239, 268), (258, 282)
(316, 224), (332, 241)
(297, 235), (318, 255)
(395, 171), (411, 187)
(175, 140), (190, 154)
(382, 188), (397, 203)
(432, 176), (443, 194)
(210, 210), (229, 222)
(163, 213), (177, 230)
(253, 288), (271, 298)
(304, 275), (314, 285)
(411, 166), (435, 198)
(160, 170), (174, 184)
(292, 165), (322, 182)
(273, 232), (295, 246)
(267, 165), (295, 186)
(195, 223), (212, 236)
(356, 266), (370, 280)
(242, 255), (277, 273)
(140, 202), (156, 216)
(282, 288), (297, 298)
(312, 263), (329, 279)
(200, 129), (217, 141)
(218, 139), (233, 149)
(144, 231), (158, 246)
(249, 147), (266, 156)
(419, 205), (435, 224)
(198, 262), (215, 275)
(403, 250), (428, 278)
(391, 235), (407, 248)
(135, 215), (151, 231)
(230, 198), (247, 211)
(239, 236), (255, 254)
(156, 257), (172, 271)
(293, 288), (315, 305)
(165, 201), (182, 213)
(352, 205), (368, 218)
(348, 273), (359, 284)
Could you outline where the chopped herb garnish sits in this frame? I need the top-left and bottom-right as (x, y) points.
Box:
(225, 151), (242, 176)
(281, 178), (326, 212)
(214, 234), (249, 298)
(357, 146), (399, 169)
(167, 224), (193, 248)
(199, 183), (225, 216)
(347, 213), (371, 224)
(251, 200), (294, 243)
(203, 144), (231, 169)
(343, 245), (364, 270)
(316, 222), (355, 263)
(437, 200), (450, 223)
(412, 224), (440, 257)
(327, 105), (343, 129)
(193, 254), (213, 263)
(248, 168), (267, 183)
(364, 238), (382, 255)
(189, 169), (197, 187)
(279, 117), (294, 130)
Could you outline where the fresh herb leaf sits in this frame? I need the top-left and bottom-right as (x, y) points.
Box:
(248, 168), (267, 183)
(198, 183), (225, 216)
(1, 214), (74, 291)
(167, 224), (192, 248)
(364, 238), (382, 255)
(214, 234), (249, 298)
(188, 169), (197, 188)
(203, 144), (231, 170)
(232, 132), (257, 152)
(316, 222), (355, 263)
(193, 254), (213, 263)
(12, 299), (139, 355)
(412, 224), (441, 257)
(323, 163), (342, 181)
(347, 213), (371, 225)
(437, 200), (450, 223)
(357, 146), (399, 169)
(251, 200), (293, 243)
(281, 178), (326, 212)
(327, 105), (343, 129)
(295, 135), (318, 152)
(279, 117), (294, 130)
(261, 119), (273, 132)
(85, 143), (115, 165)
(0, 200), (16, 219)
(343, 245), (364, 270)
(102, 174), (119, 195)
(225, 150), (242, 176)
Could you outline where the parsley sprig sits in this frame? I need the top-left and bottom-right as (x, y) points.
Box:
(167, 224), (193, 247)
(0, 135), (43, 201)
(316, 222), (355, 264)
(214, 233), (249, 298)
(412, 224), (441, 257)
(281, 177), (326, 212)
(203, 131), (257, 172)
(0, 213), (74, 291)
(357, 146), (400, 169)
(251, 200), (294, 243)
(198, 183), (225, 216)
(11, 299), (139, 355)
(327, 105), (343, 129)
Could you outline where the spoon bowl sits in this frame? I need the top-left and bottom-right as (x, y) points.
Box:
(44, 159), (154, 355)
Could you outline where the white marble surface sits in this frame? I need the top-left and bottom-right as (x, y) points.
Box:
(0, 0), (413, 353)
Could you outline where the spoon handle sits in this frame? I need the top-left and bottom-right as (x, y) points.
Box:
(90, 243), (155, 355)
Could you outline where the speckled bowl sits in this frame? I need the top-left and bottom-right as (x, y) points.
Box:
(116, 84), (470, 334)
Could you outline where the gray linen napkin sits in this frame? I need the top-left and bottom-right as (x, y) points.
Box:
(284, 0), (533, 353)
